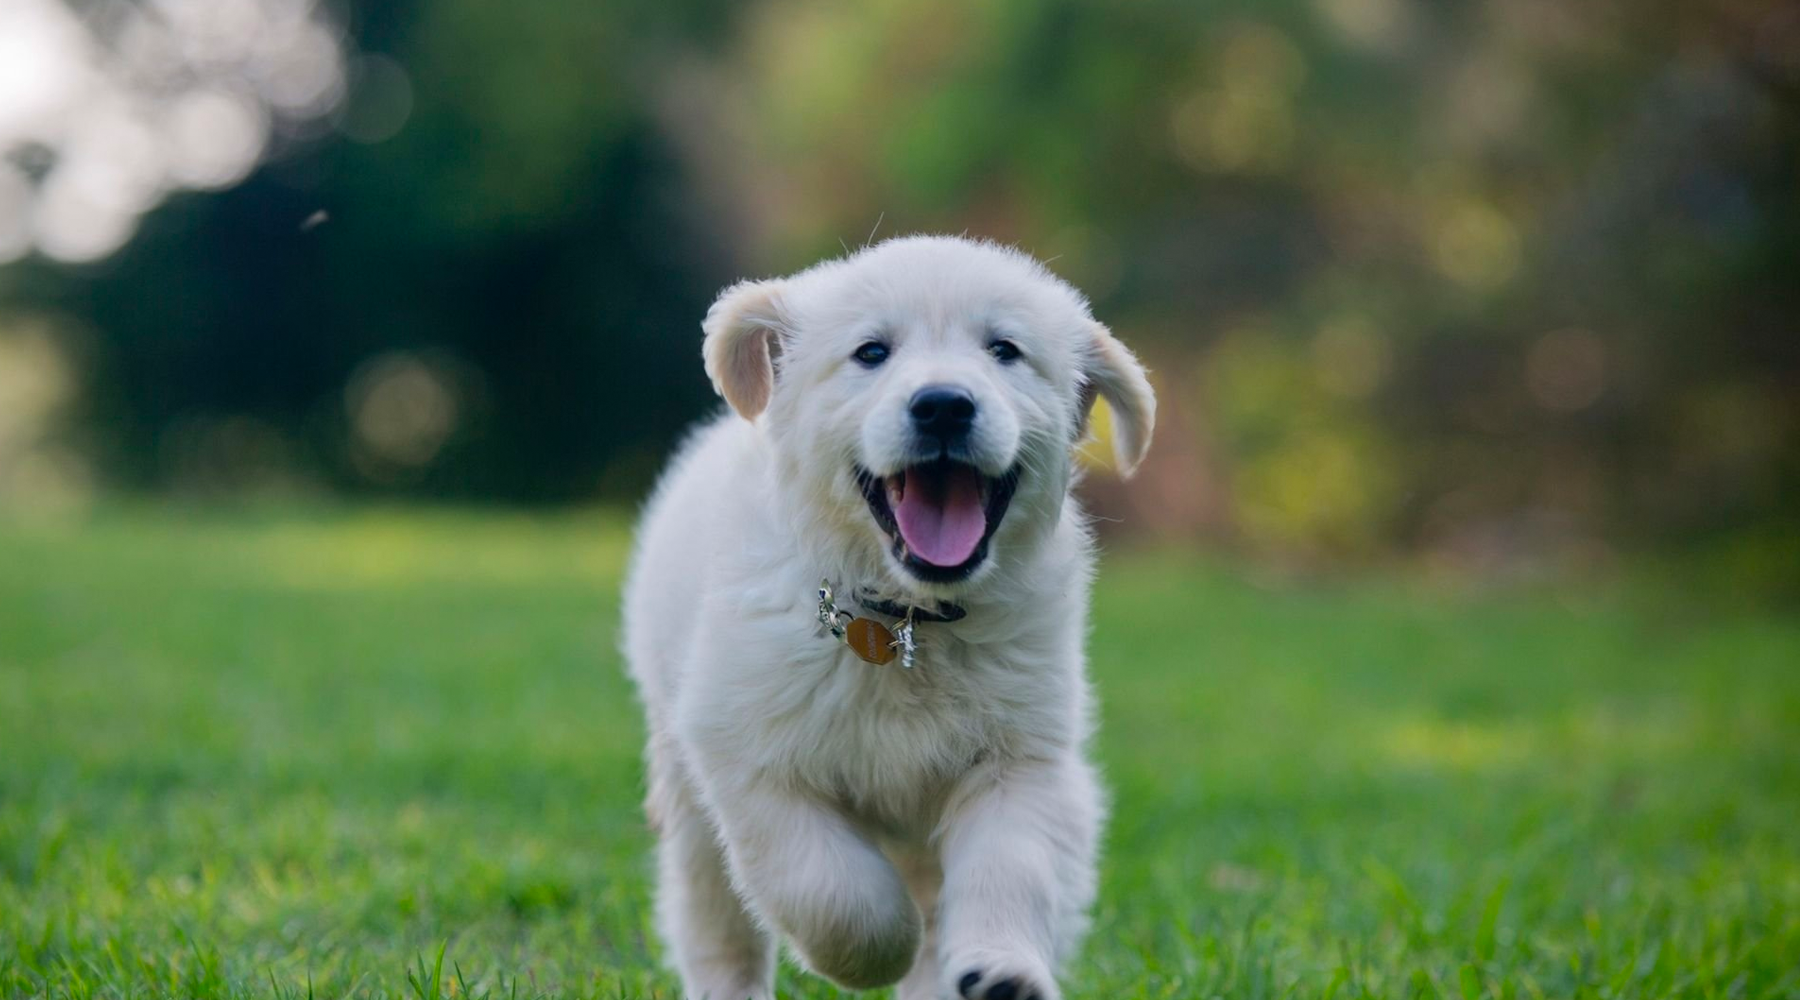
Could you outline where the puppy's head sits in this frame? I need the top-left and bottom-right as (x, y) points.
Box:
(703, 236), (1154, 592)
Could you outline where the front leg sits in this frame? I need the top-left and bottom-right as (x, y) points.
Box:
(704, 774), (923, 990)
(936, 756), (1102, 1000)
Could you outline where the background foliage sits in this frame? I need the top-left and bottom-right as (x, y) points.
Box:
(1, 0), (1796, 572)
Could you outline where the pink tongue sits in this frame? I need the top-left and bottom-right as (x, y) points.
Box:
(895, 465), (986, 567)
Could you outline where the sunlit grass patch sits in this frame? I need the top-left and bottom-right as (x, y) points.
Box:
(2, 508), (1796, 998)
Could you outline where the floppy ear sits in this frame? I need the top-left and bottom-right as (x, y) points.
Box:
(1077, 321), (1157, 476)
(702, 279), (789, 420)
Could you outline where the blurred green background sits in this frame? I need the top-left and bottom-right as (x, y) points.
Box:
(2, 0), (1795, 585)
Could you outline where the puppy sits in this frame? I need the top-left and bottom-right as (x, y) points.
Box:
(622, 235), (1155, 1000)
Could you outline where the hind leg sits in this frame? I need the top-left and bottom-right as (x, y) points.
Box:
(648, 744), (774, 1000)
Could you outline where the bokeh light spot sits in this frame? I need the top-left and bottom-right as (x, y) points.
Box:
(0, 318), (91, 516)
(165, 87), (269, 190)
(1170, 23), (1305, 175)
(1313, 0), (1409, 53)
(0, 0), (348, 263)
(345, 352), (462, 476)
(337, 55), (414, 145)
(32, 172), (140, 263)
(1526, 328), (1608, 413)
(0, 166), (32, 263)
(1312, 316), (1391, 399)
(1430, 199), (1521, 292)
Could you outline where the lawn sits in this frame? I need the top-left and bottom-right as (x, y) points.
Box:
(1, 509), (1796, 999)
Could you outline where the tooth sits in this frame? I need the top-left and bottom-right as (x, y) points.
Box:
(887, 475), (905, 505)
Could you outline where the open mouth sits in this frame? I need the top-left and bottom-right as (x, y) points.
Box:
(857, 460), (1021, 583)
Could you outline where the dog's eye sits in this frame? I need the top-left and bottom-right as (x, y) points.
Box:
(987, 339), (1023, 364)
(851, 341), (890, 367)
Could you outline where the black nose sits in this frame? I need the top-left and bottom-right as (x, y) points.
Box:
(909, 385), (977, 440)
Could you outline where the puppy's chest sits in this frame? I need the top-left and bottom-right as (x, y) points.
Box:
(785, 640), (1015, 818)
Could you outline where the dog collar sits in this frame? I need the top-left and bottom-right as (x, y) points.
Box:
(850, 588), (967, 624)
(816, 580), (964, 669)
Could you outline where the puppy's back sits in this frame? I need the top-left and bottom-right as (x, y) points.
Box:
(621, 413), (763, 714)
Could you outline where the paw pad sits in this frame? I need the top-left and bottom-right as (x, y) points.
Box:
(957, 968), (1043, 1000)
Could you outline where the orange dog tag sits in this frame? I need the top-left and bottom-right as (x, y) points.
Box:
(844, 617), (897, 665)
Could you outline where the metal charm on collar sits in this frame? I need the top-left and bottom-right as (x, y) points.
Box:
(817, 580), (919, 669)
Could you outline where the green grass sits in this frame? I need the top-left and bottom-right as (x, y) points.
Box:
(1, 509), (1796, 999)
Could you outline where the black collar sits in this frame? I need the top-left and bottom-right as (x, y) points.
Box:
(851, 587), (967, 623)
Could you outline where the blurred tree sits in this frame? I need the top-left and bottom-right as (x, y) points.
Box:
(705, 0), (1799, 570)
(0, 0), (1794, 580)
(3, 0), (743, 501)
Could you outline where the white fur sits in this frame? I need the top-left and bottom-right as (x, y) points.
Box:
(623, 235), (1155, 1000)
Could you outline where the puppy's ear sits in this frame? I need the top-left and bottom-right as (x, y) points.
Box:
(702, 279), (789, 420)
(1077, 321), (1157, 477)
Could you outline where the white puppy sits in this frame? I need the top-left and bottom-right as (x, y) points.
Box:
(622, 235), (1155, 1000)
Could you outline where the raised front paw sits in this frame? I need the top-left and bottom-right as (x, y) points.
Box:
(954, 963), (1056, 1000)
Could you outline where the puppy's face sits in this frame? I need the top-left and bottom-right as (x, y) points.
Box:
(704, 237), (1154, 593)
